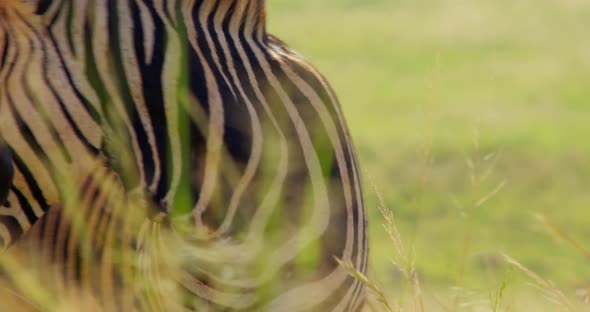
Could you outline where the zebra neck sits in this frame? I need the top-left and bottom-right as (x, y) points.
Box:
(24, 0), (266, 37)
(195, 0), (266, 35)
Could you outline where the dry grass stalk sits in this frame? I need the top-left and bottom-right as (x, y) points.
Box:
(502, 254), (574, 311)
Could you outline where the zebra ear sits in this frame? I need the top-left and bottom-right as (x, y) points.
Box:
(0, 142), (14, 207)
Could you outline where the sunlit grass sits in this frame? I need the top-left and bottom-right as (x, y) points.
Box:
(338, 185), (590, 311)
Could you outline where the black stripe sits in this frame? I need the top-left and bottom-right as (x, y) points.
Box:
(35, 0), (53, 15)
(0, 144), (13, 205)
(130, 0), (169, 200)
(0, 21), (9, 69)
(49, 206), (64, 262)
(65, 1), (76, 56)
(11, 187), (38, 224)
(11, 152), (50, 212)
(191, 1), (235, 101)
(46, 0), (67, 29)
(83, 20), (109, 115)
(207, 1), (239, 98)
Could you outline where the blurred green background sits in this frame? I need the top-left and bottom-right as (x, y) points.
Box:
(268, 0), (590, 309)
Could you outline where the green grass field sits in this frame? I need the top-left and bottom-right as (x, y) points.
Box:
(269, 1), (590, 310)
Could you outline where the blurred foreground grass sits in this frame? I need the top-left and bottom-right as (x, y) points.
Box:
(269, 0), (590, 310)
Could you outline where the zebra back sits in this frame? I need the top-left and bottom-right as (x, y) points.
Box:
(0, 1), (367, 310)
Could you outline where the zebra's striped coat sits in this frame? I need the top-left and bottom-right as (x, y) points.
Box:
(0, 0), (367, 310)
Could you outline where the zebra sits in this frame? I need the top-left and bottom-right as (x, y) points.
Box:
(0, 0), (367, 311)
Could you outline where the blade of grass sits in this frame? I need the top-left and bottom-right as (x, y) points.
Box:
(503, 254), (574, 311)
(335, 257), (398, 312)
(492, 267), (513, 312)
(532, 213), (590, 262)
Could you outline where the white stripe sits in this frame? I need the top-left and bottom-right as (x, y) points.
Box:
(0, 224), (11, 249)
(135, 0), (156, 64)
